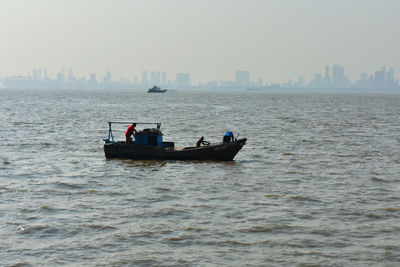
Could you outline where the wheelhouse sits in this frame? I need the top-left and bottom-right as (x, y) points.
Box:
(104, 121), (162, 144)
(134, 128), (163, 147)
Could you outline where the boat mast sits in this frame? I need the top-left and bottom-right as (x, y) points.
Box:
(108, 122), (114, 142)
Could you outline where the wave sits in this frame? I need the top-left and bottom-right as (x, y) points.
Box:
(240, 224), (302, 233)
(290, 195), (322, 202)
(55, 181), (86, 189)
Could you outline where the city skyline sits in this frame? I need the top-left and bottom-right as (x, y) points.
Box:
(1, 0), (400, 84)
(1, 64), (398, 90)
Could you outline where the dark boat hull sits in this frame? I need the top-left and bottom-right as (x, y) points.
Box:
(104, 138), (247, 161)
(147, 90), (167, 93)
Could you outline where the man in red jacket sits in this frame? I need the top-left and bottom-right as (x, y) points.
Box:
(125, 123), (137, 143)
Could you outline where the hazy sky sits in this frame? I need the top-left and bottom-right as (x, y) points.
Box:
(1, 0), (399, 83)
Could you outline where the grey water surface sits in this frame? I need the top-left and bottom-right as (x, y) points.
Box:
(1, 88), (399, 266)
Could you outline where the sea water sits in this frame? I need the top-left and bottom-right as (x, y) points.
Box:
(1, 88), (399, 266)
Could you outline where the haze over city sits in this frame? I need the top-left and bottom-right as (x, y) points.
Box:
(1, 0), (399, 84)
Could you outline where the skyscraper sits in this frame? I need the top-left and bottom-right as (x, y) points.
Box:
(90, 73), (97, 83)
(311, 73), (323, 88)
(103, 71), (111, 85)
(332, 64), (345, 88)
(235, 71), (250, 86)
(150, 71), (155, 85)
(32, 68), (42, 81)
(68, 68), (75, 81)
(176, 73), (191, 88)
(156, 71), (161, 85)
(386, 67), (395, 88)
(375, 70), (385, 89)
(324, 66), (331, 87)
(358, 73), (369, 88)
(141, 71), (148, 86)
(162, 71), (166, 85)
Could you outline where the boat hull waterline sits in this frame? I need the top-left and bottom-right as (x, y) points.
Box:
(104, 138), (247, 161)
(147, 86), (167, 93)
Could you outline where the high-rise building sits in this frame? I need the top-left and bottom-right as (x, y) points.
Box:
(55, 68), (65, 82)
(386, 67), (394, 81)
(295, 76), (306, 88)
(32, 68), (42, 81)
(368, 75), (375, 89)
(324, 66), (331, 87)
(386, 67), (395, 88)
(90, 73), (97, 83)
(235, 71), (250, 86)
(141, 71), (149, 86)
(150, 71), (155, 85)
(375, 70), (385, 89)
(358, 73), (369, 88)
(156, 71), (161, 85)
(68, 68), (75, 81)
(360, 73), (368, 81)
(176, 73), (191, 88)
(332, 64), (345, 88)
(103, 71), (111, 85)
(162, 71), (166, 85)
(311, 73), (323, 88)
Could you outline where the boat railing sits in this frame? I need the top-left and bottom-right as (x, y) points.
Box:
(105, 121), (161, 143)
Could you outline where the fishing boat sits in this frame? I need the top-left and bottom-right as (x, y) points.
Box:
(103, 122), (246, 161)
(147, 86), (167, 93)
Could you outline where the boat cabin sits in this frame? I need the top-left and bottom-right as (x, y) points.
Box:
(104, 121), (174, 148)
(134, 128), (163, 147)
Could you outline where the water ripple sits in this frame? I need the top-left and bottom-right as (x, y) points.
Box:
(1, 89), (399, 266)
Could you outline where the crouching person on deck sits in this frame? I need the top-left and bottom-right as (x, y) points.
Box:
(196, 136), (210, 147)
(223, 131), (234, 143)
(196, 136), (204, 147)
(125, 123), (137, 143)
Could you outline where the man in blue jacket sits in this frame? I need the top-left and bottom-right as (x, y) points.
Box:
(223, 131), (234, 143)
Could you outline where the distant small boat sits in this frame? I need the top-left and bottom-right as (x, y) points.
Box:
(103, 122), (246, 161)
(147, 86), (167, 93)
